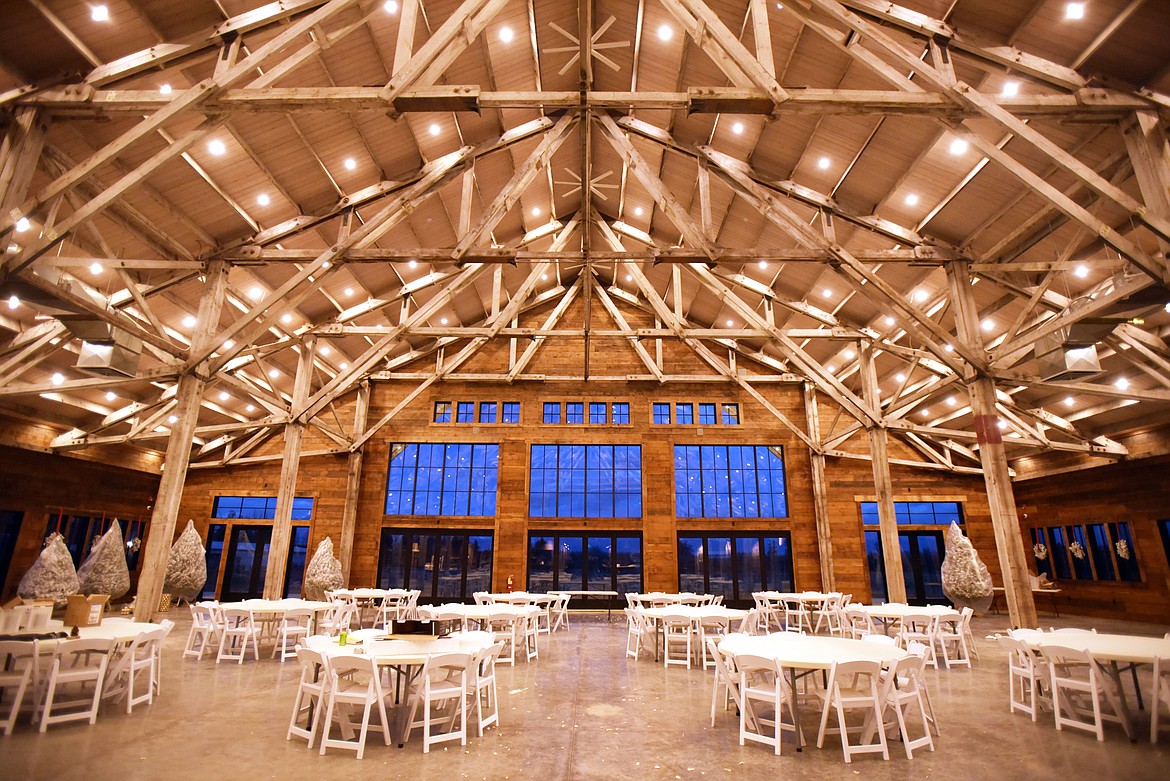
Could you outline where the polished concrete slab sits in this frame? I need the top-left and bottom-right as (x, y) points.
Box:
(3, 610), (1169, 780)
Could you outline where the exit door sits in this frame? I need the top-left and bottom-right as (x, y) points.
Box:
(218, 524), (309, 601)
(866, 530), (947, 606)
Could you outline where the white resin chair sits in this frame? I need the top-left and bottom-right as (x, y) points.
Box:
(697, 614), (729, 669)
(737, 608), (765, 636)
(1042, 644), (1131, 741)
(287, 646), (329, 748)
(104, 627), (166, 713)
(274, 608), (313, 662)
(781, 597), (808, 634)
(624, 608), (649, 660)
(996, 635), (1050, 722)
(934, 613), (971, 668)
(959, 607), (979, 660)
(0, 641), (33, 735)
(550, 593), (571, 631)
(903, 641), (940, 736)
(1152, 649), (1170, 744)
(488, 612), (519, 666)
(470, 642), (504, 737)
(815, 659), (892, 763)
(898, 611), (938, 668)
(523, 610), (540, 661)
(812, 594), (843, 635)
(661, 612), (694, 669)
(882, 653), (935, 758)
(183, 602), (220, 660)
(843, 607), (875, 639)
(38, 638), (114, 732)
(707, 637), (742, 726)
(377, 594), (407, 629)
(216, 607), (261, 664)
(737, 653), (799, 755)
(403, 652), (475, 753)
(318, 653), (393, 759)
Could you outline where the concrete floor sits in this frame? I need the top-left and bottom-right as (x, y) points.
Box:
(3, 611), (1169, 781)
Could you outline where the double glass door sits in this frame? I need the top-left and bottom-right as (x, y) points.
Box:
(866, 530), (946, 605)
(218, 524), (309, 601)
(377, 529), (493, 602)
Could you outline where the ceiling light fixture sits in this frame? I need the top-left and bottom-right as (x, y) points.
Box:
(633, 206), (643, 217)
(1074, 264), (1089, 278)
(106, 391), (116, 402)
(219, 391), (230, 401)
(440, 317), (449, 325)
(531, 207), (541, 217)
(758, 261), (767, 269)
(895, 373), (906, 382)
(384, 0), (398, 13)
(913, 289), (929, 303)
(344, 158), (357, 170)
(246, 404), (256, 412)
(223, 339), (234, 350)
(822, 288), (832, 298)
(949, 138), (969, 155)
(731, 122), (744, 135)
(429, 123), (441, 136)
(499, 26), (514, 43)
(268, 369), (279, 379)
(91, 5), (109, 22)
(208, 139), (226, 156)
(1115, 377), (1129, 390)
(843, 348), (855, 360)
(339, 362), (348, 370)
(14, 217), (30, 232)
(1065, 2), (1085, 20)
(281, 313), (293, 324)
(817, 156), (830, 170)
(946, 396), (957, 407)
(884, 316), (895, 327)
(408, 259), (418, 269)
(257, 193), (270, 206)
(1001, 81), (1020, 98)
(248, 286), (263, 300)
(343, 287), (354, 297)
(1064, 396), (1075, 407)
(159, 83), (172, 95)
(944, 343), (954, 352)
(320, 345), (331, 356)
(182, 315), (197, 328)
(89, 262), (103, 275)
(658, 24), (673, 41)
(51, 373), (64, 385)
(6, 296), (17, 309)
(168, 415), (178, 424)
(904, 193), (920, 206)
(981, 318), (994, 331)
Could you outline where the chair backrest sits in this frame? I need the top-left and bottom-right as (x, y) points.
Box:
(1039, 643), (1102, 682)
(424, 652), (474, 686)
(827, 659), (883, 695)
(283, 608), (314, 625)
(661, 611), (692, 630)
(736, 653), (780, 691)
(296, 645), (326, 673)
(477, 642), (505, 677)
(54, 637), (115, 670)
(327, 652), (376, 682)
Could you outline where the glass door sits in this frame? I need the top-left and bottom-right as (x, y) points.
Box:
(866, 530), (947, 605)
(217, 525), (309, 601)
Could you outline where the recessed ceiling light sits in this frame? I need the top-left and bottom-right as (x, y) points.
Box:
(343, 287), (354, 297)
(731, 122), (744, 135)
(408, 259), (418, 269)
(344, 158), (357, 171)
(658, 24), (673, 41)
(384, 0), (398, 13)
(949, 138), (969, 155)
(51, 372), (64, 385)
(182, 315), (197, 328)
(981, 318), (994, 331)
(106, 391), (116, 402)
(89, 262), (103, 275)
(219, 391), (230, 401)
(1065, 2), (1085, 20)
(160, 83), (172, 95)
(817, 156), (830, 170)
(726, 319), (734, 327)
(843, 348), (855, 360)
(944, 343), (954, 352)
(440, 317), (449, 325)
(920, 408), (930, 416)
(15, 217), (30, 232)
(913, 289), (928, 303)
(320, 345), (331, 355)
(531, 207), (541, 217)
(946, 396), (957, 407)
(541, 273), (548, 281)
(633, 207), (643, 217)
(1074, 264), (1089, 278)
(884, 316), (895, 327)
(268, 369), (279, 379)
(6, 295), (17, 309)
(758, 261), (767, 269)
(257, 193), (270, 206)
(1115, 377), (1129, 390)
(826, 364), (836, 373)
(1063, 396), (1075, 407)
(429, 123), (441, 136)
(168, 415), (179, 424)
(246, 404), (256, 412)
(499, 26), (514, 43)
(625, 274), (633, 282)
(895, 373), (906, 382)
(208, 139), (226, 156)
(822, 288), (832, 298)
(904, 193), (920, 206)
(1001, 81), (1020, 98)
(339, 362), (349, 370)
(997, 419), (1007, 430)
(248, 286), (263, 300)
(91, 5), (109, 22)
(223, 339), (234, 350)
(1165, 302), (1170, 313)
(281, 313), (293, 324)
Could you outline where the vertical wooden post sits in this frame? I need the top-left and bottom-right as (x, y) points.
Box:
(338, 380), (370, 585)
(1121, 111), (1170, 272)
(946, 260), (1038, 628)
(803, 382), (835, 591)
(0, 108), (46, 219)
(134, 260), (228, 621)
(860, 342), (907, 602)
(263, 336), (315, 599)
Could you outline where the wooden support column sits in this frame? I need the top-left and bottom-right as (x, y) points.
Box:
(803, 382), (835, 591)
(263, 336), (315, 599)
(0, 108), (46, 221)
(1122, 111), (1170, 262)
(134, 260), (228, 621)
(946, 260), (1038, 629)
(860, 342), (906, 602)
(338, 380), (370, 585)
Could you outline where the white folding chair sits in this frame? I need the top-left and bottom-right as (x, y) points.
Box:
(812, 594), (842, 635)
(216, 607), (261, 664)
(661, 612), (694, 669)
(523, 610), (540, 661)
(934, 613), (971, 668)
(104, 627), (165, 713)
(1042, 644), (1131, 741)
(843, 607), (875, 639)
(403, 652), (474, 753)
(882, 653), (935, 758)
(737, 608), (765, 636)
(377, 595), (406, 629)
(625, 608), (649, 660)
(959, 607), (979, 660)
(898, 611), (938, 668)
(997, 635), (1050, 722)
(707, 637), (742, 726)
(781, 597), (808, 634)
(488, 612), (519, 666)
(274, 608), (313, 662)
(318, 653), (393, 759)
(470, 642), (504, 737)
(816, 659), (891, 763)
(38, 638), (114, 732)
(551, 593), (572, 632)
(1152, 650), (1170, 744)
(183, 602), (220, 660)
(0, 641), (33, 735)
(737, 653), (799, 755)
(287, 646), (329, 748)
(698, 614), (729, 669)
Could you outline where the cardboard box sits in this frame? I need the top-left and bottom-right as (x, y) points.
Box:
(64, 594), (109, 628)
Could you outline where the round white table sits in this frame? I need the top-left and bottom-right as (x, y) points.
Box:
(719, 632), (906, 670)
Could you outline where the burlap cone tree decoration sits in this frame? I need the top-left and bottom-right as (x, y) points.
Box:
(77, 522), (131, 599)
(940, 521), (994, 611)
(18, 532), (80, 602)
(303, 537), (344, 600)
(165, 520), (208, 600)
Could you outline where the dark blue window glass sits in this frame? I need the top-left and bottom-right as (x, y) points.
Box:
(861, 501), (965, 526)
(676, 403), (693, 424)
(434, 402), (452, 423)
(652, 403), (671, 424)
(385, 443), (498, 516)
(674, 445), (787, 519)
(543, 403), (560, 424)
(456, 402), (475, 423)
(1067, 525), (1094, 579)
(721, 403), (739, 425)
(566, 402), (584, 424)
(589, 402), (607, 424)
(698, 403), (716, 425)
(479, 402), (497, 423)
(611, 403), (629, 424)
(1111, 522), (1141, 582)
(502, 402), (520, 424)
(529, 444), (642, 518)
(211, 496), (312, 520)
(1087, 523), (1115, 581)
(1049, 527), (1072, 579)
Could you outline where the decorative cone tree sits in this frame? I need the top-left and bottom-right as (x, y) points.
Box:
(303, 537), (344, 601)
(164, 520), (208, 602)
(18, 532), (80, 603)
(940, 521), (994, 613)
(77, 522), (131, 599)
